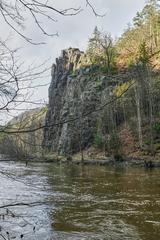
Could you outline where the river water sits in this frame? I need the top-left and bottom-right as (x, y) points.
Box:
(0, 161), (159, 240)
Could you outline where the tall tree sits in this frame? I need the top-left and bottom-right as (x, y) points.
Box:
(87, 26), (102, 64)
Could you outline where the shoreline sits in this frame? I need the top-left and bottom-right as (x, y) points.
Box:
(70, 158), (160, 168)
(0, 155), (160, 168)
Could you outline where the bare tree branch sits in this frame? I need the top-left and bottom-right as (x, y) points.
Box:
(0, 80), (135, 134)
(86, 0), (105, 17)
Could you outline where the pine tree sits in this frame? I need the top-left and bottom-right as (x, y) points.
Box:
(87, 26), (102, 64)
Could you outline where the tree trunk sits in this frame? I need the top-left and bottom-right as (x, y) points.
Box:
(134, 84), (143, 148)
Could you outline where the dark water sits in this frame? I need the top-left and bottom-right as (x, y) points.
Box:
(0, 161), (159, 240)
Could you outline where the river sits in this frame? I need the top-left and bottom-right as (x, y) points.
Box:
(0, 161), (159, 240)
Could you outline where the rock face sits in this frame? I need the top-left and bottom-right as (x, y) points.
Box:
(43, 48), (106, 154)
(43, 48), (141, 155)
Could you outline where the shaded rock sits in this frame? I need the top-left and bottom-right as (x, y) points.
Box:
(43, 48), (102, 154)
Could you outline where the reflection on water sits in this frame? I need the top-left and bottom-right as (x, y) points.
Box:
(0, 161), (159, 239)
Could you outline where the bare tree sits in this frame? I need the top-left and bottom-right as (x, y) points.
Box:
(134, 81), (143, 148)
(0, 1), (101, 44)
(100, 33), (116, 74)
(0, 38), (49, 114)
(0, 1), (101, 119)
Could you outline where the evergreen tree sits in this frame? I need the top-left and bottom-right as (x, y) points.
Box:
(87, 26), (102, 64)
(117, 0), (160, 66)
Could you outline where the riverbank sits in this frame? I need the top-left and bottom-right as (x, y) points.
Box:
(40, 150), (160, 168)
(71, 158), (160, 168)
(1, 152), (160, 168)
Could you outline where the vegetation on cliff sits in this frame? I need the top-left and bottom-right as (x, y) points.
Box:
(44, 0), (160, 161)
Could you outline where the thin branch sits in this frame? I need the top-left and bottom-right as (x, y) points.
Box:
(86, 0), (105, 17)
(1, 80), (135, 134)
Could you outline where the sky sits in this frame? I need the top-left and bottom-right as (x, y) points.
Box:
(20, 0), (146, 63)
(0, 0), (146, 123)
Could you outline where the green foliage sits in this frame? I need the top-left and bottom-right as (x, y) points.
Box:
(100, 63), (117, 74)
(87, 27), (117, 73)
(117, 0), (160, 67)
(71, 69), (78, 77)
(144, 139), (151, 145)
(94, 132), (104, 149)
(133, 11), (145, 27)
(154, 143), (160, 150)
(109, 133), (121, 151)
(0, 132), (6, 141)
(114, 154), (124, 162)
(95, 79), (103, 91)
(91, 64), (100, 71)
(114, 81), (133, 98)
(100, 65), (109, 74)
(106, 133), (123, 160)
(138, 41), (150, 64)
(87, 26), (102, 65)
(154, 123), (160, 134)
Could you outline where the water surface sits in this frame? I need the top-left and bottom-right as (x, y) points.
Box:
(0, 161), (159, 240)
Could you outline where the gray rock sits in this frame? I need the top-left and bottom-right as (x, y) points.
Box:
(43, 48), (102, 154)
(43, 48), (141, 155)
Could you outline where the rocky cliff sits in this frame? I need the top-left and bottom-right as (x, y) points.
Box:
(43, 48), (128, 155)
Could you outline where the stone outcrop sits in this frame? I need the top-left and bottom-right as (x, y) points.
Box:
(43, 48), (140, 155)
(43, 48), (106, 154)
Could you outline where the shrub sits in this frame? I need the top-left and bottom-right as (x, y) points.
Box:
(154, 123), (160, 134)
(108, 132), (123, 160)
(94, 133), (104, 149)
(95, 80), (103, 91)
(114, 154), (124, 162)
(100, 64), (118, 74)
